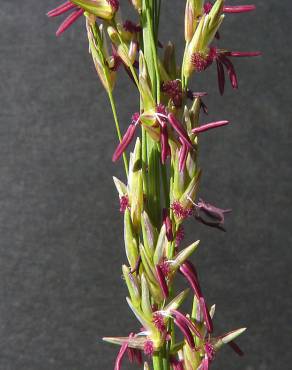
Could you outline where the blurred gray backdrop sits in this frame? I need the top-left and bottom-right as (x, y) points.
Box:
(0, 0), (291, 369)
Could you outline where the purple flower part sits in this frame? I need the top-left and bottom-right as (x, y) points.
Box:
(225, 51), (262, 58)
(179, 262), (202, 299)
(114, 340), (129, 370)
(134, 349), (143, 364)
(161, 122), (171, 164)
(120, 195), (129, 213)
(47, 1), (77, 17)
(109, 47), (122, 71)
(163, 209), (174, 241)
(107, 0), (119, 12)
(195, 214), (226, 232)
(159, 259), (170, 277)
(223, 5), (256, 13)
(179, 141), (189, 172)
(218, 55), (238, 89)
(112, 124), (137, 162)
(203, 2), (213, 14)
(200, 357), (210, 370)
(155, 265), (169, 299)
(200, 100), (208, 114)
(126, 337), (142, 365)
(55, 8), (84, 36)
(170, 356), (184, 370)
(186, 91), (209, 114)
(131, 112), (141, 125)
(171, 201), (193, 220)
(144, 339), (154, 356)
(228, 341), (244, 356)
(156, 103), (167, 116)
(191, 52), (211, 72)
(152, 312), (166, 332)
(127, 347), (135, 363)
(192, 120), (229, 134)
(204, 2), (255, 15)
(123, 20), (142, 33)
(200, 297), (213, 333)
(216, 59), (225, 95)
(205, 342), (216, 361)
(187, 91), (208, 99)
(161, 80), (182, 107)
(168, 113), (193, 150)
(197, 198), (232, 223)
(171, 309), (202, 339)
(130, 256), (141, 274)
(174, 318), (195, 349)
(175, 225), (185, 247)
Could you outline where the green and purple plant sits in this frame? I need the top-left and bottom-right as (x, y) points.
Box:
(47, 1), (261, 369)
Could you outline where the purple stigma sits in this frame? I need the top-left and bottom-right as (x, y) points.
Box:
(144, 339), (154, 356)
(152, 312), (166, 332)
(171, 201), (193, 220)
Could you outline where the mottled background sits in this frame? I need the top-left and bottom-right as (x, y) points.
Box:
(0, 0), (291, 369)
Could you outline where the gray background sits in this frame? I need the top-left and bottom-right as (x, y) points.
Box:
(0, 0), (291, 369)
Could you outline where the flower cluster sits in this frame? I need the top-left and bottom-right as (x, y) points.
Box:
(48, 0), (261, 369)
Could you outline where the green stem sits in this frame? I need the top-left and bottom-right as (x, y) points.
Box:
(153, 352), (163, 370)
(107, 90), (128, 176)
